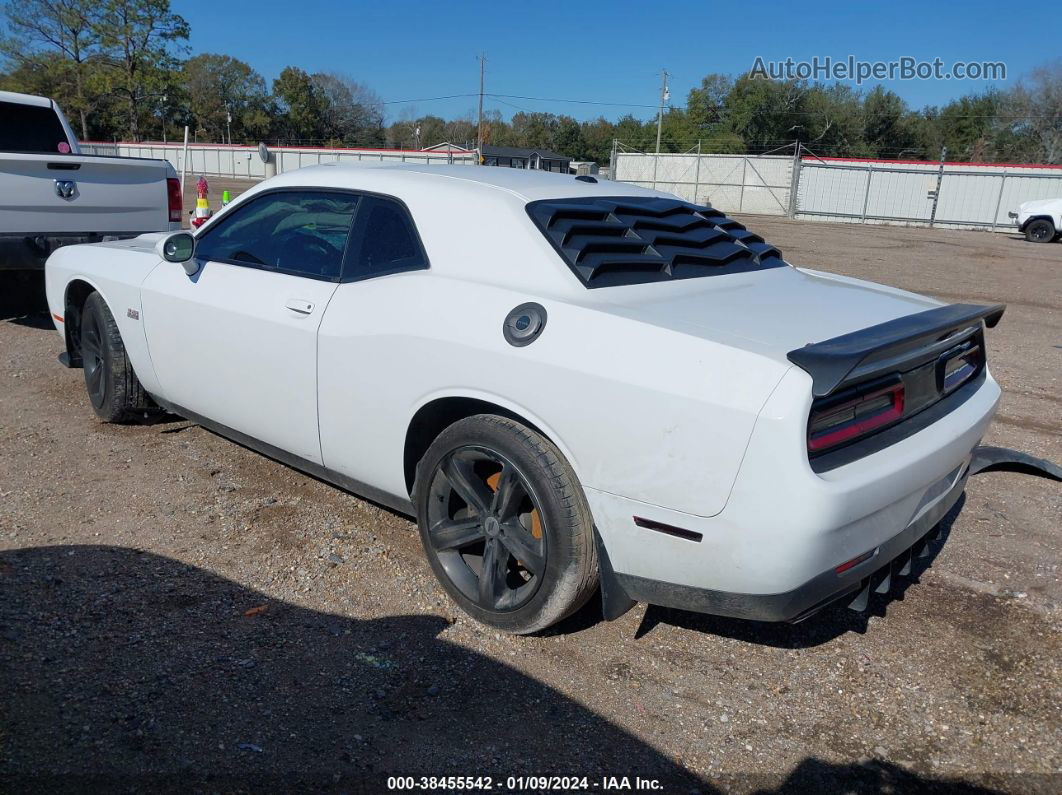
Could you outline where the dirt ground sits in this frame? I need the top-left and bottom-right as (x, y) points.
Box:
(1, 199), (1060, 792)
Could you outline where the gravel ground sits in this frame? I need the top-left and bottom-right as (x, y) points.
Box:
(1, 200), (1060, 793)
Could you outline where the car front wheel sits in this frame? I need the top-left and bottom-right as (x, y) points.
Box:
(1024, 218), (1056, 243)
(414, 414), (599, 634)
(79, 291), (154, 423)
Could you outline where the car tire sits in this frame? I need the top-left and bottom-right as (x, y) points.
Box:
(1024, 218), (1055, 243)
(79, 291), (154, 423)
(413, 414), (599, 634)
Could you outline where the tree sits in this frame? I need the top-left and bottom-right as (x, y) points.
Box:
(579, 117), (617, 163)
(444, 115), (476, 149)
(1001, 60), (1062, 164)
(722, 74), (806, 152)
(686, 73), (732, 131)
(272, 66), (324, 142)
(509, 111), (559, 150)
(413, 114), (449, 148)
(476, 109), (515, 147)
(552, 115), (583, 158)
(920, 91), (1003, 162)
(613, 114), (652, 151)
(93, 0), (189, 140)
(183, 53), (270, 143)
(862, 86), (917, 158)
(1, 0), (102, 138)
(310, 72), (384, 146)
(797, 83), (867, 156)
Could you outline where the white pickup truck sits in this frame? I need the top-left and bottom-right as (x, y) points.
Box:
(0, 90), (182, 271)
(1009, 198), (1062, 243)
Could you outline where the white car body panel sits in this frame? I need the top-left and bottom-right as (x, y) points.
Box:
(141, 260), (338, 464)
(317, 272), (788, 516)
(585, 265), (941, 362)
(589, 365), (999, 594)
(45, 163), (1004, 621)
(44, 235), (165, 394)
(1013, 197), (1062, 229)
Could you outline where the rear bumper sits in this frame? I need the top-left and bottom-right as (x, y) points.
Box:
(1, 232), (144, 271)
(585, 368), (999, 622)
(610, 460), (967, 622)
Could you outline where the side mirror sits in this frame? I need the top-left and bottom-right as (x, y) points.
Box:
(156, 231), (198, 276)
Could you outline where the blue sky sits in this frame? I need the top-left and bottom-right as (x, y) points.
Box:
(172, 0), (1055, 123)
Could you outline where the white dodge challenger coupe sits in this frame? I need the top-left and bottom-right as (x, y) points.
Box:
(45, 164), (1006, 633)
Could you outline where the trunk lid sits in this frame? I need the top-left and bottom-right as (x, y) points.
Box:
(590, 265), (942, 363)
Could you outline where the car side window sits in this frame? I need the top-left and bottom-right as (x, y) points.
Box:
(344, 196), (427, 281)
(195, 191), (359, 281)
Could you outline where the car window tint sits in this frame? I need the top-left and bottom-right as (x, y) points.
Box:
(0, 101), (71, 153)
(195, 191), (359, 280)
(347, 197), (426, 279)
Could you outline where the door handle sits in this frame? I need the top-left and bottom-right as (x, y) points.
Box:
(285, 299), (314, 315)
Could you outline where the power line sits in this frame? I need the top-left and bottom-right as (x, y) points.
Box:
(489, 93), (660, 109)
(380, 93), (479, 105)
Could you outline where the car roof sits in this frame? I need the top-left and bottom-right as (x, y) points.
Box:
(254, 163), (667, 205)
(208, 164), (678, 296)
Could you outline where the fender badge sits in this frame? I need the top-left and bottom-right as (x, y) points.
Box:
(127, 308), (139, 320)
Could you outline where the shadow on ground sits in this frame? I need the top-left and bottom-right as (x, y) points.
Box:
(0, 545), (705, 791)
(0, 271), (49, 325)
(0, 545), (1006, 792)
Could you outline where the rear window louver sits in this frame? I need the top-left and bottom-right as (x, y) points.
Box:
(526, 197), (785, 288)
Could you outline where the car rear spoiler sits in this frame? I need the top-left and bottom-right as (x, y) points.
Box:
(787, 302), (1006, 397)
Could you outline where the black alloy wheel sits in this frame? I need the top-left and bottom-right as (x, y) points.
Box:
(80, 303), (107, 410)
(424, 446), (547, 612)
(1025, 218), (1055, 243)
(414, 414), (599, 634)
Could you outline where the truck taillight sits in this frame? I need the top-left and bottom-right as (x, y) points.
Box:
(807, 380), (905, 453)
(166, 178), (182, 223)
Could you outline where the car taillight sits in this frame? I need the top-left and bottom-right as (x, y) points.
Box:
(807, 379), (905, 453)
(166, 178), (182, 223)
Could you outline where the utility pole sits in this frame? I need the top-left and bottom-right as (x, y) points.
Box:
(652, 69), (669, 188)
(476, 54), (486, 160)
(655, 69), (669, 154)
(929, 145), (947, 227)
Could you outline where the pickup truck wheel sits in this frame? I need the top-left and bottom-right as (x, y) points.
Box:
(414, 414), (599, 634)
(1024, 218), (1055, 243)
(80, 291), (153, 423)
